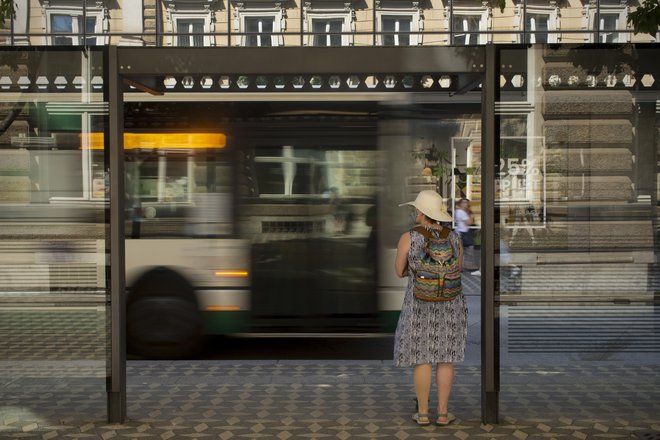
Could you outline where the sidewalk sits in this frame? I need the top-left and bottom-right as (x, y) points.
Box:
(1, 359), (658, 439)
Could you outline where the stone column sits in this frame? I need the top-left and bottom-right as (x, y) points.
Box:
(13, 0), (29, 45)
(120, 0), (145, 46)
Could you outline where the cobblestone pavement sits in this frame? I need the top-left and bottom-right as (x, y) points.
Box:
(1, 360), (659, 439)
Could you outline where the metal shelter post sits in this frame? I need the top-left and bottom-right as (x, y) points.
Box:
(481, 43), (499, 424)
(107, 45), (127, 424)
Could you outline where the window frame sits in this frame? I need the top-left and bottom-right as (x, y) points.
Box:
(448, 6), (490, 45)
(235, 9), (285, 47)
(375, 8), (422, 46)
(515, 4), (559, 44)
(168, 10), (214, 47)
(44, 7), (107, 46)
(585, 3), (630, 43)
(304, 9), (354, 47)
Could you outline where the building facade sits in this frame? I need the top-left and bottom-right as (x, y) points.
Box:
(3, 0), (658, 47)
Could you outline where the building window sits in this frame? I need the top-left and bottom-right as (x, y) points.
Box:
(177, 19), (205, 47)
(167, 8), (214, 47)
(516, 4), (559, 44)
(235, 6), (285, 47)
(382, 15), (411, 46)
(376, 9), (422, 46)
(45, 9), (105, 45)
(449, 5), (490, 46)
(452, 14), (480, 45)
(304, 5), (354, 47)
(598, 11), (623, 42)
(245, 16), (275, 46)
(312, 18), (343, 46)
(586, 3), (629, 43)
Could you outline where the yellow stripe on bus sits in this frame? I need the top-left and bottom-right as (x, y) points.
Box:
(214, 270), (249, 277)
(82, 132), (226, 150)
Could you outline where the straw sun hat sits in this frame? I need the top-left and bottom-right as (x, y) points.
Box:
(399, 190), (453, 223)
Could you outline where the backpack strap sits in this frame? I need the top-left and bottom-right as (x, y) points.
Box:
(412, 225), (450, 239)
(412, 226), (458, 266)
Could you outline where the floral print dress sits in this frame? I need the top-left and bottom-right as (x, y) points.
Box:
(393, 228), (468, 367)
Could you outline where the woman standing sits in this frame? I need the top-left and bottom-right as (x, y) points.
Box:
(394, 190), (468, 426)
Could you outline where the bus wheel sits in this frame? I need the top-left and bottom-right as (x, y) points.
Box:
(127, 267), (202, 359)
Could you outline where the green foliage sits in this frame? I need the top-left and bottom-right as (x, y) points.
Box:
(628, 0), (660, 38)
(0, 0), (15, 27)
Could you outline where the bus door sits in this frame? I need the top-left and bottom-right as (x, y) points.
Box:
(235, 103), (381, 332)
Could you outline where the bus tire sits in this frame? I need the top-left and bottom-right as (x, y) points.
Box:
(127, 267), (202, 359)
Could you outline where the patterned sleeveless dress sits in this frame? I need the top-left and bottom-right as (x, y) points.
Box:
(393, 227), (468, 367)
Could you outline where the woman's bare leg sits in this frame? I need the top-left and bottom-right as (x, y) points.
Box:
(436, 362), (454, 418)
(413, 363), (432, 418)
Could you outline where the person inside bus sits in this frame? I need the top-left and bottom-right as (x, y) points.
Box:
(393, 190), (468, 427)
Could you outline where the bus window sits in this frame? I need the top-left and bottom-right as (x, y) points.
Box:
(125, 145), (233, 239)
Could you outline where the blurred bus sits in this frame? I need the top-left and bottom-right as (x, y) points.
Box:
(0, 99), (481, 358)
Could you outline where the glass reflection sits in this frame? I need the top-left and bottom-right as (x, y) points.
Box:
(497, 46), (659, 369)
(0, 49), (109, 421)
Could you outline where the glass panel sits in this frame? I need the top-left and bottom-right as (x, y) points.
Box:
(600, 13), (619, 42)
(328, 19), (343, 46)
(227, 103), (384, 328)
(124, 132), (232, 238)
(497, 46), (659, 418)
(312, 19), (343, 47)
(0, 16), (9, 45)
(51, 14), (74, 45)
(525, 13), (549, 44)
(177, 19), (205, 47)
(379, 88), (482, 348)
(81, 16), (97, 45)
(452, 15), (480, 45)
(52, 14), (73, 33)
(382, 16), (411, 46)
(0, 47), (110, 428)
(245, 17), (274, 47)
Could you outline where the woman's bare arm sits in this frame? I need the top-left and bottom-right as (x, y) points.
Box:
(395, 231), (411, 278)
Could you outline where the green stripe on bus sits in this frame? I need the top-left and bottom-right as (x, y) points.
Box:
(202, 311), (249, 334)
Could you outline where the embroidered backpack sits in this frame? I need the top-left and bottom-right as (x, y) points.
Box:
(411, 226), (462, 302)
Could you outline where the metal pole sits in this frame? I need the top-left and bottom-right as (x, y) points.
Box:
(522, 0), (527, 44)
(228, 0), (232, 46)
(156, 0), (163, 47)
(301, 1), (304, 46)
(449, 0), (453, 45)
(107, 45), (126, 424)
(595, 0), (600, 43)
(372, 0), (376, 46)
(83, 0), (87, 45)
(481, 43), (499, 425)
